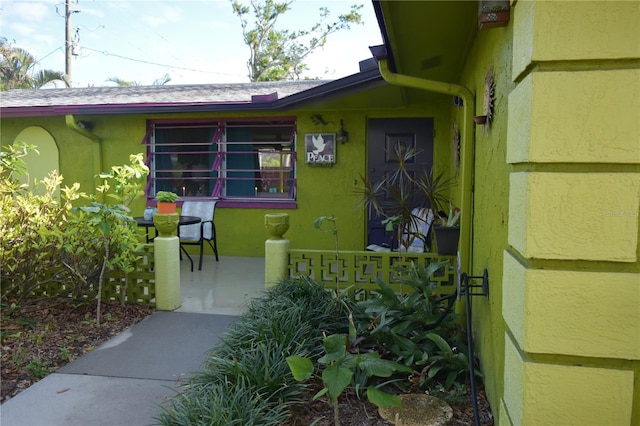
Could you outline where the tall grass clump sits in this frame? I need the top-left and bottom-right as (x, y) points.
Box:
(156, 276), (347, 426)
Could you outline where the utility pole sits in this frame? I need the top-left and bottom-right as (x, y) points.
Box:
(64, 0), (79, 85)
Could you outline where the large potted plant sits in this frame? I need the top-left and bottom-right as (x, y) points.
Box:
(358, 145), (457, 253)
(416, 169), (460, 255)
(432, 203), (461, 255)
(156, 191), (178, 214)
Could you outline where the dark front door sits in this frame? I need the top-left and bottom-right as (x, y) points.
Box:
(366, 117), (434, 248)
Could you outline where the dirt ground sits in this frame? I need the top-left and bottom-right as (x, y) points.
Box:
(1, 300), (493, 425)
(286, 380), (494, 425)
(1, 300), (153, 403)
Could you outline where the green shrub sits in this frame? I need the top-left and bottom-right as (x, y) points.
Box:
(156, 276), (346, 426)
(158, 377), (290, 426)
(0, 143), (148, 318)
(352, 261), (473, 390)
(1, 143), (94, 304)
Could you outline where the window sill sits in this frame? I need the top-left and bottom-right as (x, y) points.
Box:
(147, 197), (296, 209)
(217, 200), (297, 209)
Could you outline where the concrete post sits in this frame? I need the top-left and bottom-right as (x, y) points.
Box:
(264, 213), (290, 288)
(153, 213), (181, 310)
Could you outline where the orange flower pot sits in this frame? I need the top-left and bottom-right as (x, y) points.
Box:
(157, 202), (177, 214)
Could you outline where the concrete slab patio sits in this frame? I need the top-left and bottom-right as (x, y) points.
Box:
(0, 256), (266, 426)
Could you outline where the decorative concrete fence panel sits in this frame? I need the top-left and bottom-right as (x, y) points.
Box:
(288, 249), (457, 299)
(104, 244), (156, 305)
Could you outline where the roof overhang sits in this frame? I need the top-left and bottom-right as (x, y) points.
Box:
(371, 0), (478, 82)
(0, 68), (385, 118)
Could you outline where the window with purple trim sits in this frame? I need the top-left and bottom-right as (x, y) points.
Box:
(143, 118), (297, 204)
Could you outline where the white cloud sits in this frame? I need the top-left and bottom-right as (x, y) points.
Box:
(4, 2), (51, 22)
(5, 22), (36, 37)
(141, 5), (182, 27)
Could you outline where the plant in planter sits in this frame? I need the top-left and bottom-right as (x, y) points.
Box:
(357, 144), (457, 253)
(156, 191), (178, 214)
(432, 203), (461, 255)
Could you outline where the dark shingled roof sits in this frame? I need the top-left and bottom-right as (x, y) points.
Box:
(0, 80), (327, 108)
(0, 66), (384, 117)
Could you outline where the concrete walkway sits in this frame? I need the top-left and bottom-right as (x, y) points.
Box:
(1, 256), (265, 426)
(0, 311), (238, 426)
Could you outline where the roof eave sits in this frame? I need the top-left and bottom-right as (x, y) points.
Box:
(371, 0), (397, 72)
(0, 68), (383, 118)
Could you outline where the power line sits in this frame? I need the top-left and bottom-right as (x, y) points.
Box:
(81, 46), (245, 78)
(39, 46), (64, 62)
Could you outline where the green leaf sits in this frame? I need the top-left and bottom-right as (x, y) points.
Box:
(366, 386), (402, 409)
(285, 355), (314, 382)
(318, 334), (347, 363)
(428, 365), (443, 378)
(322, 365), (353, 400)
(79, 206), (101, 213)
(423, 260), (450, 280)
(98, 222), (110, 235)
(390, 320), (413, 335)
(445, 370), (458, 390)
(358, 353), (413, 377)
(312, 387), (328, 400)
(375, 279), (400, 307)
(426, 333), (453, 356)
(393, 334), (419, 353)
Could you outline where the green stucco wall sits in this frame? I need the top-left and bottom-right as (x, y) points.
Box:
(456, 11), (513, 421)
(1, 102), (454, 258)
(2, 116), (98, 197)
(453, 2), (640, 423)
(457, 1), (640, 425)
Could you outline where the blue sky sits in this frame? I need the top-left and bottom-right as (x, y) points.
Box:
(1, 0), (382, 87)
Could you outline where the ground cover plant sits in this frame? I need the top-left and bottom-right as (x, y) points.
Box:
(156, 276), (349, 425)
(156, 267), (493, 425)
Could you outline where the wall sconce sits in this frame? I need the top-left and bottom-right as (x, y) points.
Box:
(76, 120), (94, 131)
(337, 119), (349, 144)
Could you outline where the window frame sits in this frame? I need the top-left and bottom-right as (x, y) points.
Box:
(142, 117), (297, 209)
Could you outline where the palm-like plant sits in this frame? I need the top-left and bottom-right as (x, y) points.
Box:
(106, 73), (172, 87)
(0, 40), (69, 90)
(416, 167), (458, 222)
(357, 144), (457, 251)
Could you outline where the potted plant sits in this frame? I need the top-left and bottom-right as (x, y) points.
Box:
(432, 203), (461, 255)
(358, 145), (457, 253)
(156, 191), (178, 214)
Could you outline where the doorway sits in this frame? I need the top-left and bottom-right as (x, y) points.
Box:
(366, 117), (434, 248)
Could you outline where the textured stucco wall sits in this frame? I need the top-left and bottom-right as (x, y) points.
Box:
(502, 1), (640, 424)
(2, 116), (98, 196)
(509, 172), (640, 262)
(457, 8), (514, 417)
(507, 70), (640, 164)
(1, 104), (452, 258)
(504, 336), (635, 426)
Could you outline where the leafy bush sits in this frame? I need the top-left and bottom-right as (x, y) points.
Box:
(157, 267), (480, 424)
(352, 261), (474, 390)
(159, 377), (291, 426)
(0, 143), (148, 317)
(287, 324), (412, 426)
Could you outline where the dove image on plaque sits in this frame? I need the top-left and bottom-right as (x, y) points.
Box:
(305, 133), (336, 165)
